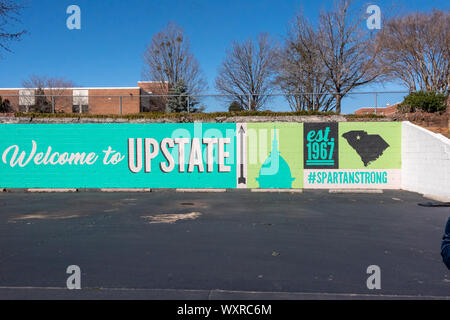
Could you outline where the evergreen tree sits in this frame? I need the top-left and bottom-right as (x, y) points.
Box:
(165, 80), (203, 113)
(32, 88), (51, 113)
(228, 101), (243, 112)
(0, 96), (12, 113)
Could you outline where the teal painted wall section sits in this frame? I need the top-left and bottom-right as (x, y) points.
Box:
(0, 123), (237, 188)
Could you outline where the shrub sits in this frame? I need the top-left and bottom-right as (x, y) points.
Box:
(345, 113), (386, 119)
(14, 110), (339, 120)
(399, 91), (448, 113)
(228, 101), (243, 112)
(0, 96), (13, 113)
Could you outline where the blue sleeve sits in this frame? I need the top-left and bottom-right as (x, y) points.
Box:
(442, 218), (450, 270)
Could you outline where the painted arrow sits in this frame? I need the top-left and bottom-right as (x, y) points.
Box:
(238, 125), (246, 184)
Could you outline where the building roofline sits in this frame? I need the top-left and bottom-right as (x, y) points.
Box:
(0, 87), (141, 90)
(83, 87), (140, 90)
(355, 103), (400, 111)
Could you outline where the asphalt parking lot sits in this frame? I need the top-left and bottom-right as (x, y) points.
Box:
(0, 190), (449, 299)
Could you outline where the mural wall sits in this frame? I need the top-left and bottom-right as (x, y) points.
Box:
(0, 122), (401, 189)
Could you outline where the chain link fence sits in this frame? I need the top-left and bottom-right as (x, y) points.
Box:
(0, 91), (410, 115)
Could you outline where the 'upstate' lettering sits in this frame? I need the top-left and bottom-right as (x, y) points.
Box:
(127, 137), (231, 174)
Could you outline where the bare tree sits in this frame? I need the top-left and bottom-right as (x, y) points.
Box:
(0, 0), (26, 54)
(315, 0), (384, 113)
(215, 34), (276, 111)
(22, 75), (76, 113)
(376, 10), (450, 93)
(276, 12), (335, 112)
(142, 22), (207, 96)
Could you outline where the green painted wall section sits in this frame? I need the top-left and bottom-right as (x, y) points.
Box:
(246, 123), (303, 189)
(339, 122), (401, 169)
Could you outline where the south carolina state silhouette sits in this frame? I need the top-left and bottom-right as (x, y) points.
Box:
(342, 131), (390, 167)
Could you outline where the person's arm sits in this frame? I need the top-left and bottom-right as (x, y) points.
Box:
(441, 218), (450, 269)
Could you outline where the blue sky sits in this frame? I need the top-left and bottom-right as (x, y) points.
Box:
(0, 0), (448, 113)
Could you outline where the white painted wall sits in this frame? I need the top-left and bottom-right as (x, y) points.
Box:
(402, 121), (450, 199)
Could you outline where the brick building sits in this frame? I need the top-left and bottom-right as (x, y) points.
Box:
(354, 104), (399, 116)
(0, 81), (168, 115)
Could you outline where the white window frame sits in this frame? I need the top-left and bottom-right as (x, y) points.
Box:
(19, 89), (35, 106)
(73, 89), (89, 106)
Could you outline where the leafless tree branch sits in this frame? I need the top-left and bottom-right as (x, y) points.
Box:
(0, 0), (26, 54)
(142, 22), (207, 96)
(275, 11), (335, 112)
(376, 10), (450, 93)
(215, 33), (276, 111)
(22, 75), (76, 113)
(315, 0), (385, 113)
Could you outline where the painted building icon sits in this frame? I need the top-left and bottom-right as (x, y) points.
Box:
(256, 128), (295, 188)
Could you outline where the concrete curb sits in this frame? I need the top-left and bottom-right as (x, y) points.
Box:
(0, 188), (394, 194)
(100, 188), (152, 193)
(27, 188), (78, 193)
(176, 189), (227, 193)
(251, 189), (303, 193)
(1, 188), (28, 193)
(423, 194), (450, 203)
(329, 189), (383, 194)
(0, 286), (448, 300)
